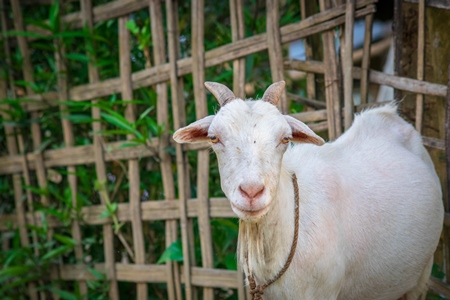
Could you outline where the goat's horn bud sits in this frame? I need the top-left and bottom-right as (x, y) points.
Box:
(262, 81), (286, 106)
(204, 82), (236, 106)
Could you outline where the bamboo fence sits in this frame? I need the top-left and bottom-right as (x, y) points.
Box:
(1, 0), (450, 299)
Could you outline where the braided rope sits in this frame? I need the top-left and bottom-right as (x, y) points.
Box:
(247, 173), (300, 300)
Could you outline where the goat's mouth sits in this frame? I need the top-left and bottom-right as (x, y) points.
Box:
(230, 202), (269, 218)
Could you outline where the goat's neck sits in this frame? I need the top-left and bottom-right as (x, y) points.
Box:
(237, 168), (296, 284)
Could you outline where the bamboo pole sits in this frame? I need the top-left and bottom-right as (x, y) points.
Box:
(54, 1), (87, 296)
(342, 0), (355, 130)
(266, 0), (288, 113)
(230, 0), (246, 99)
(284, 59), (447, 97)
(319, 0), (342, 140)
(166, 0), (193, 298)
(18, 2), (376, 109)
(118, 16), (148, 300)
(230, 1), (247, 298)
(10, 0), (49, 217)
(300, 0), (319, 100)
(149, 0), (180, 298)
(360, 13), (373, 104)
(79, 0), (119, 298)
(191, 0), (215, 299)
(415, 0), (425, 133)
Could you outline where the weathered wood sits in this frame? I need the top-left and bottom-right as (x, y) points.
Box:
(119, 16), (147, 300)
(300, 0), (320, 101)
(52, 263), (242, 289)
(79, 0), (119, 297)
(429, 277), (450, 298)
(284, 59), (448, 97)
(191, 0), (214, 299)
(319, 0), (342, 140)
(25, 0), (149, 38)
(19, 2), (376, 111)
(359, 13), (374, 104)
(288, 92), (327, 110)
(150, 0), (180, 298)
(267, 0), (288, 113)
(230, 0), (246, 99)
(342, 0), (355, 130)
(415, 0), (426, 133)
(166, 0), (193, 298)
(54, 1), (87, 295)
(10, 0), (49, 210)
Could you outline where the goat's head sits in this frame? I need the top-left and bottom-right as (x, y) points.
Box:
(173, 81), (324, 222)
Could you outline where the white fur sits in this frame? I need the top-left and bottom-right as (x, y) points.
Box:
(174, 100), (443, 300)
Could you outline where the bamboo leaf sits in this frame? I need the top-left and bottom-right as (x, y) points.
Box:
(41, 245), (72, 261)
(100, 112), (143, 140)
(53, 234), (77, 246)
(157, 240), (183, 264)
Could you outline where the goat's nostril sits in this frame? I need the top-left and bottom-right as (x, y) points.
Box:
(239, 184), (265, 200)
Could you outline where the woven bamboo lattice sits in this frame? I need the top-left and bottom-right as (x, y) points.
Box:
(1, 0), (450, 299)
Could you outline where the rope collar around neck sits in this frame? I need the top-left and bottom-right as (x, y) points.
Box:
(247, 173), (300, 300)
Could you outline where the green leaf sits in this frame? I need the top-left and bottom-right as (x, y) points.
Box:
(61, 114), (95, 123)
(126, 20), (139, 35)
(117, 141), (144, 149)
(53, 234), (77, 246)
(88, 268), (106, 280)
(49, 0), (60, 33)
(100, 112), (143, 140)
(0, 265), (32, 278)
(65, 53), (90, 63)
(99, 210), (111, 219)
(224, 253), (237, 270)
(138, 106), (154, 122)
(48, 288), (78, 300)
(157, 240), (183, 264)
(41, 245), (72, 261)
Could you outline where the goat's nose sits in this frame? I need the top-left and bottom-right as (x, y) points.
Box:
(239, 183), (265, 202)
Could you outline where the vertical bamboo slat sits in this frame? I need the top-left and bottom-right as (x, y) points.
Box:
(0, 4), (39, 298)
(166, 0), (193, 299)
(360, 13), (373, 105)
(230, 0), (245, 99)
(192, 1), (214, 299)
(342, 0), (355, 130)
(230, 1), (247, 298)
(54, 2), (87, 295)
(266, 0), (288, 113)
(300, 0), (317, 101)
(415, 0), (425, 133)
(118, 16), (148, 300)
(80, 0), (119, 298)
(319, 0), (342, 140)
(445, 63), (450, 285)
(10, 0), (49, 217)
(393, 0), (403, 101)
(149, 0), (180, 299)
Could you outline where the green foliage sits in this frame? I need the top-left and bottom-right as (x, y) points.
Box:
(157, 240), (184, 264)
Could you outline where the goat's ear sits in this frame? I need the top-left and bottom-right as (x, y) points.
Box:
(284, 115), (325, 146)
(173, 115), (214, 143)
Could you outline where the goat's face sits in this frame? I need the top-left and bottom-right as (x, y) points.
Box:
(173, 81), (324, 222)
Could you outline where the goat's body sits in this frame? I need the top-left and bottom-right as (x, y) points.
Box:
(240, 105), (443, 299)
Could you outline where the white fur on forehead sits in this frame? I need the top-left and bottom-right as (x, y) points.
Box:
(210, 99), (289, 139)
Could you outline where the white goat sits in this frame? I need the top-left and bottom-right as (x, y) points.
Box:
(173, 81), (444, 300)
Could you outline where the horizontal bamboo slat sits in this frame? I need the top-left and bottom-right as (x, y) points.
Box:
(18, 0), (376, 112)
(52, 263), (241, 288)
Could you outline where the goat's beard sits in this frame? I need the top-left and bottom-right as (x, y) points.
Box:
(238, 219), (268, 280)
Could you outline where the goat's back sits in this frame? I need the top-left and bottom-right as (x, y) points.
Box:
(284, 104), (443, 300)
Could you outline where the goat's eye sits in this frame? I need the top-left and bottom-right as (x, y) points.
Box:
(281, 137), (290, 144)
(209, 135), (219, 144)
